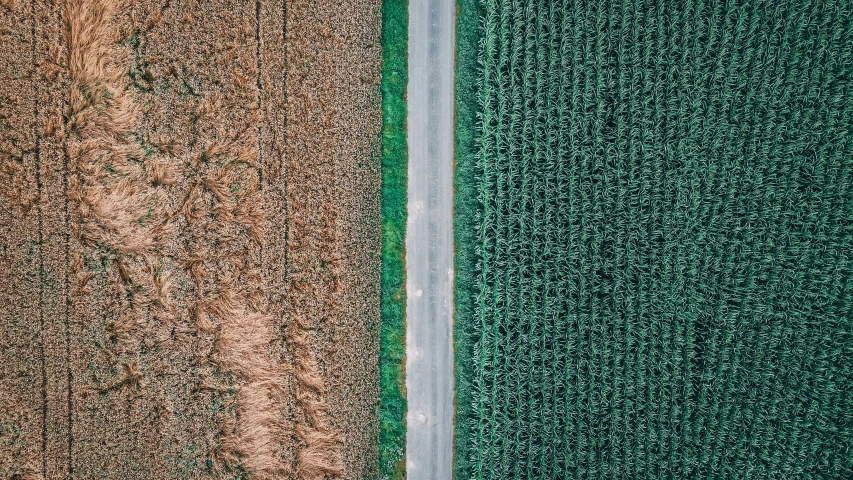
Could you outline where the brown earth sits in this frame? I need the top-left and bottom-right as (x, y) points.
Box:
(0, 0), (381, 479)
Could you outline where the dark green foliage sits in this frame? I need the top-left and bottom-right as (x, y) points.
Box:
(454, 0), (853, 478)
(453, 0), (485, 476)
(379, 0), (408, 478)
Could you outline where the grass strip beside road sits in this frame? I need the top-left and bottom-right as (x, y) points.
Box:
(379, 0), (408, 478)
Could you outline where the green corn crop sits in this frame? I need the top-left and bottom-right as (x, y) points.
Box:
(454, 0), (853, 478)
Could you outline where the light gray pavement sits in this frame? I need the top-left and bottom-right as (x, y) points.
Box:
(405, 0), (456, 478)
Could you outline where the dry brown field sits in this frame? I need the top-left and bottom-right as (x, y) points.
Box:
(0, 0), (381, 478)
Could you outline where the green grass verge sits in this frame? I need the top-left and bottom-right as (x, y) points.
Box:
(379, 0), (408, 478)
(452, 0), (483, 477)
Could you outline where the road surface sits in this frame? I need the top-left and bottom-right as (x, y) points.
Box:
(405, 0), (455, 478)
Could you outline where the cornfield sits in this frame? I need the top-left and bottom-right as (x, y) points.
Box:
(454, 0), (853, 478)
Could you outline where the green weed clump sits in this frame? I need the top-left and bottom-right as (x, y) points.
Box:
(379, 0), (408, 478)
(454, 0), (853, 478)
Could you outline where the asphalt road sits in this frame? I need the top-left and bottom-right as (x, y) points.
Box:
(405, 0), (455, 477)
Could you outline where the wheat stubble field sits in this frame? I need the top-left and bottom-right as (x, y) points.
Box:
(0, 0), (381, 478)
